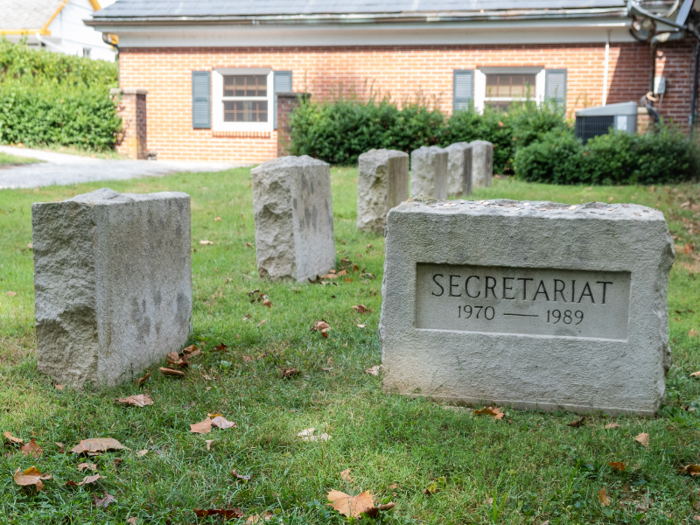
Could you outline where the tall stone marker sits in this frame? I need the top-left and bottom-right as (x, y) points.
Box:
(445, 142), (473, 196)
(251, 155), (335, 281)
(380, 200), (674, 415)
(470, 140), (493, 188)
(357, 149), (409, 233)
(32, 188), (192, 388)
(410, 146), (448, 200)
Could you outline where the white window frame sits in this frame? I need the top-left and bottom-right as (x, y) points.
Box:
(212, 68), (274, 132)
(474, 67), (545, 113)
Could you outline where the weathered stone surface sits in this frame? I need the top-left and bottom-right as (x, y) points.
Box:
(445, 142), (472, 196)
(380, 199), (674, 415)
(251, 155), (335, 281)
(470, 140), (493, 188)
(357, 149), (409, 233)
(410, 146), (447, 200)
(32, 188), (192, 388)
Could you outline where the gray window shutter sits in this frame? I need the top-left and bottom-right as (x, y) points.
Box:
(274, 71), (293, 129)
(545, 69), (567, 105)
(453, 70), (474, 111)
(192, 71), (211, 129)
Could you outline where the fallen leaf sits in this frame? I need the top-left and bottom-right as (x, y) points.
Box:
(473, 406), (505, 420)
(328, 490), (375, 518)
(54, 384), (64, 391)
(246, 512), (273, 523)
(598, 487), (611, 506)
(282, 368), (301, 379)
(21, 439), (42, 458)
(7, 291), (16, 297)
(424, 481), (439, 496)
(635, 433), (650, 448)
(609, 461), (626, 472)
(4, 431), (23, 445)
(337, 269), (348, 276)
(190, 418), (213, 434)
(215, 342), (229, 352)
(205, 440), (214, 451)
(27, 243), (33, 249)
(311, 320), (331, 332)
(357, 324), (365, 328)
(298, 428), (331, 442)
(136, 449), (148, 457)
(322, 273), (339, 279)
(691, 371), (700, 378)
(691, 329), (699, 337)
(55, 442), (65, 454)
(113, 458), (123, 468)
(14, 466), (51, 491)
(211, 416), (236, 429)
(352, 305), (371, 314)
(679, 464), (700, 476)
(78, 462), (97, 472)
(214, 217), (222, 221)
(182, 344), (199, 355)
(262, 299), (272, 308)
(341, 469), (353, 482)
(66, 474), (102, 487)
(365, 244), (373, 249)
(117, 394), (153, 408)
(194, 509), (244, 519)
(94, 491), (116, 508)
(684, 243), (696, 255)
(245, 242), (252, 248)
(127, 518), (138, 525)
(365, 365), (381, 376)
(71, 438), (127, 455)
(604, 423), (620, 429)
(344, 278), (354, 283)
(159, 367), (185, 377)
(199, 240), (214, 245)
(135, 371), (150, 386)
(567, 417), (587, 428)
(242, 355), (253, 362)
(232, 469), (251, 481)
(257, 320), (267, 327)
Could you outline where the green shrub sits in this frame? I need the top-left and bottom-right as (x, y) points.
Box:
(0, 39), (119, 150)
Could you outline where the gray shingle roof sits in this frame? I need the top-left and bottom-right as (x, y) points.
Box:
(0, 0), (66, 30)
(93, 0), (627, 20)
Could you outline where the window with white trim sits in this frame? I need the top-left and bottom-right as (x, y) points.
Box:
(212, 68), (273, 132)
(474, 67), (545, 113)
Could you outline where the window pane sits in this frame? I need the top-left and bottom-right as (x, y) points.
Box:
(223, 75), (267, 97)
(223, 100), (268, 122)
(485, 101), (512, 112)
(485, 74), (536, 98)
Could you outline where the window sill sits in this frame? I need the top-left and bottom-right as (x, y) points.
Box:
(212, 131), (273, 139)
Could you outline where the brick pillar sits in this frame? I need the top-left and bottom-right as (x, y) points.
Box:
(276, 93), (310, 157)
(111, 88), (148, 159)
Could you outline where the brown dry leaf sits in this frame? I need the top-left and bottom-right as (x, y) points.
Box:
(232, 469), (251, 481)
(322, 273), (339, 279)
(328, 490), (375, 518)
(247, 512), (273, 523)
(245, 242), (252, 248)
(94, 491), (116, 508)
(214, 216), (222, 222)
(262, 299), (272, 308)
(117, 394), (153, 408)
(14, 466), (51, 491)
(182, 344), (199, 355)
(54, 384), (64, 391)
(127, 518), (138, 525)
(337, 269), (348, 276)
(27, 243), (33, 250)
(352, 305), (371, 314)
(691, 329), (700, 337)
(473, 407), (505, 420)
(257, 320), (267, 327)
(66, 474), (102, 487)
(205, 440), (214, 451)
(340, 469), (353, 482)
(78, 463), (97, 472)
(71, 438), (127, 455)
(159, 367), (185, 377)
(679, 464), (700, 476)
(609, 462), (626, 472)
(211, 416), (236, 430)
(4, 431), (23, 445)
(311, 320), (331, 332)
(55, 442), (65, 454)
(691, 371), (700, 378)
(598, 487), (611, 507)
(282, 368), (301, 379)
(242, 355), (253, 362)
(604, 423), (620, 429)
(135, 371), (150, 386)
(685, 243), (696, 255)
(567, 417), (587, 428)
(199, 240), (214, 245)
(7, 291), (16, 297)
(190, 418), (213, 434)
(214, 342), (229, 352)
(21, 439), (42, 458)
(194, 509), (244, 519)
(357, 324), (365, 328)
(136, 449), (148, 457)
(635, 433), (650, 448)
(166, 352), (189, 368)
(365, 365), (381, 376)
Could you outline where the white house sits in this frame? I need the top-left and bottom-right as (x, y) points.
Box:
(0, 0), (117, 61)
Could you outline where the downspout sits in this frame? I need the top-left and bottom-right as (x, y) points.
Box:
(691, 41), (699, 137)
(602, 30), (611, 105)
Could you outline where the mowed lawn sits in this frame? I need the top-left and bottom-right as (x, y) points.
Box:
(0, 168), (700, 524)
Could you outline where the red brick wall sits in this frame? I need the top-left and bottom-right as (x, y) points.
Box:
(118, 42), (694, 162)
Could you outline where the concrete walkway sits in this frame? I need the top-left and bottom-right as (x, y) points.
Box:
(0, 146), (247, 189)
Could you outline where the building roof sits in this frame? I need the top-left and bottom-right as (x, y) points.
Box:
(90, 0), (628, 24)
(0, 0), (66, 31)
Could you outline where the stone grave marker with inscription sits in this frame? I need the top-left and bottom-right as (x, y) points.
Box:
(445, 142), (472, 196)
(251, 155), (335, 282)
(357, 149), (409, 233)
(410, 146), (448, 200)
(380, 199), (674, 415)
(470, 140), (493, 188)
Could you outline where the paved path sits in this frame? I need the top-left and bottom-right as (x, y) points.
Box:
(0, 146), (247, 189)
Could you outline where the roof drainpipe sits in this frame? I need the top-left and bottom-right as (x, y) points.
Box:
(602, 30), (611, 105)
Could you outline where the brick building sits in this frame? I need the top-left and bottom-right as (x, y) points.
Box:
(87, 1), (696, 163)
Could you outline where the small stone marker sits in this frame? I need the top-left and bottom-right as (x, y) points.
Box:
(32, 188), (192, 388)
(445, 142), (473, 196)
(410, 146), (447, 200)
(470, 140), (493, 188)
(357, 149), (409, 233)
(380, 200), (674, 415)
(251, 155), (335, 281)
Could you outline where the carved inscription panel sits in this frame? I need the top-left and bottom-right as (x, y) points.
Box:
(415, 264), (631, 340)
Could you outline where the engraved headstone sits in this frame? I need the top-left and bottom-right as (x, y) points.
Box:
(32, 188), (193, 388)
(357, 149), (409, 233)
(445, 142), (473, 196)
(380, 199), (674, 415)
(470, 140), (493, 188)
(251, 155), (335, 281)
(410, 146), (448, 200)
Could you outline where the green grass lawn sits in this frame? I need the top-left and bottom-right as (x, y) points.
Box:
(0, 169), (699, 524)
(0, 152), (42, 167)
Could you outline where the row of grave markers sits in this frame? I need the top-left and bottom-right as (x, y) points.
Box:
(31, 145), (673, 416)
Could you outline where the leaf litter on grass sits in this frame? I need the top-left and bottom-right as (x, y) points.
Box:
(327, 489), (395, 518)
(13, 467), (51, 491)
(71, 438), (127, 455)
(117, 394), (153, 407)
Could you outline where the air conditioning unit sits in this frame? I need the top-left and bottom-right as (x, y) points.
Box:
(574, 102), (638, 143)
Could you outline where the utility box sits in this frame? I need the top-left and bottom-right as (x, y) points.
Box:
(575, 102), (638, 143)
